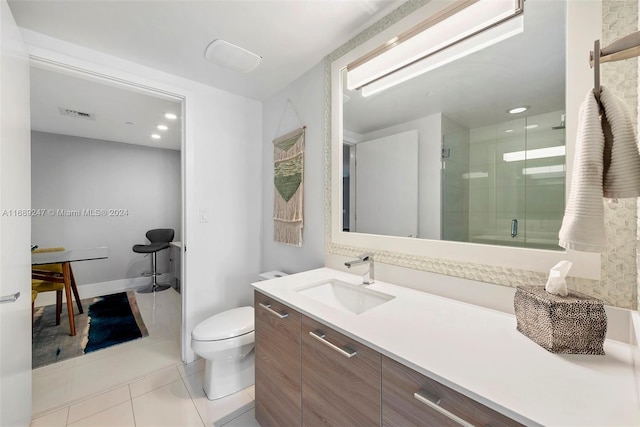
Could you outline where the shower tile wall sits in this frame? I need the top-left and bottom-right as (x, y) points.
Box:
(522, 111), (566, 249)
(441, 116), (470, 242)
(467, 110), (566, 249)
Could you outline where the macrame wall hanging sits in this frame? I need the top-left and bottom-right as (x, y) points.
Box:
(273, 126), (305, 246)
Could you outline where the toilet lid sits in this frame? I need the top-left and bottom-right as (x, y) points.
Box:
(192, 306), (254, 341)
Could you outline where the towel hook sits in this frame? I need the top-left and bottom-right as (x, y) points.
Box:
(592, 39), (601, 101)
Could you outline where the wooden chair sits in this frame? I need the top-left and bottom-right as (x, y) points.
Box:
(31, 290), (38, 321)
(32, 247), (83, 325)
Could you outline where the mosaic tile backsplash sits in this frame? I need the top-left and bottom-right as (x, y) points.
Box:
(324, 0), (640, 309)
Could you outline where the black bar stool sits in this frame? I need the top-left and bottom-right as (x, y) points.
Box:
(133, 228), (174, 293)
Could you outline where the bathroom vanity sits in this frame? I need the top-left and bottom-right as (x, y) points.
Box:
(253, 268), (640, 426)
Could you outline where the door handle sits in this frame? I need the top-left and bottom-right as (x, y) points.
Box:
(0, 292), (20, 304)
(511, 219), (518, 238)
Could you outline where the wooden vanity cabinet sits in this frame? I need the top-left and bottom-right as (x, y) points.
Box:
(301, 315), (381, 426)
(255, 290), (522, 427)
(381, 355), (523, 427)
(254, 291), (302, 427)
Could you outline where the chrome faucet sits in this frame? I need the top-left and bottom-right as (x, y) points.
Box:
(345, 253), (374, 285)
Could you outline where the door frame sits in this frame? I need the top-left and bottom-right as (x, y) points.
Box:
(28, 55), (190, 361)
(1, 1), (32, 424)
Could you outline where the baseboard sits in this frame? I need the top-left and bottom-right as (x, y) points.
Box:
(33, 274), (173, 307)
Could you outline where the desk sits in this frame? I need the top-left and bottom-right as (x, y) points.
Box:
(32, 247), (108, 336)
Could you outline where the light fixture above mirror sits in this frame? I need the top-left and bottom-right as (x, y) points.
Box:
(347, 0), (524, 97)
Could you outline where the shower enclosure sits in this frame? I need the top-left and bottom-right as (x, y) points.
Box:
(442, 110), (566, 250)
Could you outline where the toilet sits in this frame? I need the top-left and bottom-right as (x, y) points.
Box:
(190, 306), (255, 400)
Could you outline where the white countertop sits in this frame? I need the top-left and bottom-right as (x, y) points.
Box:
(252, 267), (640, 427)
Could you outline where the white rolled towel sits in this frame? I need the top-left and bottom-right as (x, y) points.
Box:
(601, 87), (640, 198)
(559, 87), (640, 252)
(559, 87), (640, 253)
(559, 89), (606, 252)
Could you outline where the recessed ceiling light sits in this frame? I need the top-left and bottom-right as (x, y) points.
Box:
(157, 125), (168, 131)
(164, 113), (177, 120)
(204, 39), (262, 73)
(508, 106), (529, 114)
(505, 129), (514, 133)
(525, 124), (539, 129)
(151, 134), (162, 140)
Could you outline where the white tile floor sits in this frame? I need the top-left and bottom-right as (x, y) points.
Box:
(30, 288), (259, 427)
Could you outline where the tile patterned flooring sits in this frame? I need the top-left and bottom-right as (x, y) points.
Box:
(30, 288), (258, 427)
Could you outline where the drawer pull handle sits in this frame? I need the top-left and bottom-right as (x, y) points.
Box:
(414, 390), (474, 427)
(309, 330), (356, 358)
(259, 302), (288, 319)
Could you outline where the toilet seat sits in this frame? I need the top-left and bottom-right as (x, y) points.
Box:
(192, 306), (254, 341)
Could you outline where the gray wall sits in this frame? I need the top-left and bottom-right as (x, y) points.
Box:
(31, 131), (181, 286)
(261, 62), (325, 274)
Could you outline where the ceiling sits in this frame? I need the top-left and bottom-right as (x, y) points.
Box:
(10, 0), (401, 149)
(9, 0), (401, 101)
(30, 66), (183, 150)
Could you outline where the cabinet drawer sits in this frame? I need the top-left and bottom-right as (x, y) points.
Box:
(302, 315), (381, 427)
(382, 355), (522, 427)
(255, 291), (301, 427)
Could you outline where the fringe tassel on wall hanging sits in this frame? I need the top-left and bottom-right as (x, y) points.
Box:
(273, 126), (305, 246)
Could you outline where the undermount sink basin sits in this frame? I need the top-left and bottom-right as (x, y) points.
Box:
(296, 279), (394, 314)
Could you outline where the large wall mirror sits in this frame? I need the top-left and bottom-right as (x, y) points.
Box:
(329, 0), (602, 280)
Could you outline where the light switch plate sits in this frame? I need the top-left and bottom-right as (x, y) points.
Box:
(200, 209), (209, 223)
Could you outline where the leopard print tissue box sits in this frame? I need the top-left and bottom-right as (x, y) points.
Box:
(514, 285), (607, 355)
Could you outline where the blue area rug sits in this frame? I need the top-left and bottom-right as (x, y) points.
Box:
(32, 291), (148, 369)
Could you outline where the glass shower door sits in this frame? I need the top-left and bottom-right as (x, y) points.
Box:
(445, 110), (566, 250)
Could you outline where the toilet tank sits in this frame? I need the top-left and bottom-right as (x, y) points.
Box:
(257, 271), (287, 281)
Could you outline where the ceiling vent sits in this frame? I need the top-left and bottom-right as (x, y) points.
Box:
(58, 107), (95, 120)
(204, 39), (262, 73)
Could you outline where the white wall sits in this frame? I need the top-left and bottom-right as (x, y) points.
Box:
(353, 130), (419, 237)
(20, 29), (262, 362)
(362, 113), (442, 239)
(31, 131), (181, 286)
(261, 62), (325, 274)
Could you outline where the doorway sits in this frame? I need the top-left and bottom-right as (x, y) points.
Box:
(28, 59), (187, 415)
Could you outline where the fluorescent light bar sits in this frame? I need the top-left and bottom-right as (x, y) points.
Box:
(503, 145), (566, 162)
(522, 165), (565, 175)
(463, 171), (489, 179)
(361, 15), (524, 97)
(349, 0), (522, 91)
